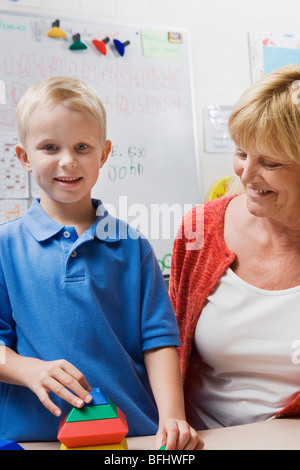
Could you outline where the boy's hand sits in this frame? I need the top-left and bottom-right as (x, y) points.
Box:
(155, 418), (204, 450)
(22, 357), (93, 416)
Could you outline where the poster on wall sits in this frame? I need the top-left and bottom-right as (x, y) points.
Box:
(203, 105), (234, 154)
(249, 31), (300, 83)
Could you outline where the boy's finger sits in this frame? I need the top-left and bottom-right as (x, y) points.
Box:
(51, 369), (92, 406)
(61, 360), (92, 392)
(165, 421), (179, 450)
(181, 429), (204, 450)
(55, 361), (93, 404)
(36, 386), (62, 417)
(174, 422), (194, 449)
(154, 429), (167, 450)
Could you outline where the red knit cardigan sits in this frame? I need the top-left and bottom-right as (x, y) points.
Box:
(169, 194), (300, 419)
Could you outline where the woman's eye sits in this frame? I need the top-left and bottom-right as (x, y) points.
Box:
(235, 148), (247, 158)
(263, 162), (281, 169)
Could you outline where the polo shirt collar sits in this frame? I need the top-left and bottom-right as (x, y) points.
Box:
(24, 199), (63, 242)
(24, 199), (120, 243)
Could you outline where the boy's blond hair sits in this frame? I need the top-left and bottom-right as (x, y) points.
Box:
(228, 64), (300, 163)
(16, 76), (107, 145)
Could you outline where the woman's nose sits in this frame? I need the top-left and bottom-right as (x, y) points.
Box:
(240, 157), (263, 185)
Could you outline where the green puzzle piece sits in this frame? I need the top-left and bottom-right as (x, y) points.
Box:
(66, 398), (118, 423)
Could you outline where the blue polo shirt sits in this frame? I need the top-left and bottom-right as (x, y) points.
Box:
(0, 199), (180, 442)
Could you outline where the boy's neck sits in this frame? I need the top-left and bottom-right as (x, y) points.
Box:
(39, 193), (97, 237)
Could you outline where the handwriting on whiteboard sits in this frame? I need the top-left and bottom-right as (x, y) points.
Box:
(104, 92), (182, 116)
(0, 52), (183, 128)
(1, 53), (181, 89)
(107, 145), (146, 182)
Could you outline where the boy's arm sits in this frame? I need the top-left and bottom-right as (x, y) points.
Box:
(143, 346), (204, 450)
(0, 345), (92, 415)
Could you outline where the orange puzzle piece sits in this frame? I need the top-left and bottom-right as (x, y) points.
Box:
(57, 407), (128, 448)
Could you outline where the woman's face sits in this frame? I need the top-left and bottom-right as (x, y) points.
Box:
(234, 146), (300, 226)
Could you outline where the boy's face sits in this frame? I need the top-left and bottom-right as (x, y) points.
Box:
(16, 103), (111, 210)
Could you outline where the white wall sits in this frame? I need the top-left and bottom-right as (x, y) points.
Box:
(1, 0), (299, 200)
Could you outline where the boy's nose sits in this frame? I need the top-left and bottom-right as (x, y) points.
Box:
(58, 153), (78, 168)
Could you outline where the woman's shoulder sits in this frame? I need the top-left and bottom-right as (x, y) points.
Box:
(183, 194), (237, 229)
(173, 195), (238, 255)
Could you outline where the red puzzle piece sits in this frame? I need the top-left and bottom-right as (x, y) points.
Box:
(57, 407), (128, 448)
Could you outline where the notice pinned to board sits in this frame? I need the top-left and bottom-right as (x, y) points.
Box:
(141, 29), (182, 60)
(0, 199), (28, 225)
(249, 31), (300, 82)
(203, 105), (235, 154)
(0, 132), (29, 199)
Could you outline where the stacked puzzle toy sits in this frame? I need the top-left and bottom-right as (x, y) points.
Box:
(57, 388), (128, 450)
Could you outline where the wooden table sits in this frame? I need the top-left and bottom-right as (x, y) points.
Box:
(19, 418), (300, 450)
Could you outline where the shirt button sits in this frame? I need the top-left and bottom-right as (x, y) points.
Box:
(71, 251), (77, 258)
(63, 231), (70, 238)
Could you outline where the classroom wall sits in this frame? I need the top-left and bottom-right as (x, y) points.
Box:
(1, 0), (299, 201)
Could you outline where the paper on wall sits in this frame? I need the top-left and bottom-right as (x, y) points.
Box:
(203, 105), (235, 154)
(0, 132), (29, 198)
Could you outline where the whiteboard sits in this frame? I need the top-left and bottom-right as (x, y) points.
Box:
(0, 11), (201, 273)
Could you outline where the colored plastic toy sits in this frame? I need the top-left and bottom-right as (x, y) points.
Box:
(57, 388), (128, 450)
(92, 37), (110, 55)
(85, 387), (109, 406)
(60, 437), (128, 451)
(113, 39), (130, 57)
(69, 34), (87, 51)
(66, 398), (118, 422)
(0, 440), (24, 450)
(58, 407), (128, 448)
(47, 20), (67, 38)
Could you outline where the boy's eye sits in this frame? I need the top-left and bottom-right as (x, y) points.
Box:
(44, 144), (58, 152)
(76, 143), (88, 151)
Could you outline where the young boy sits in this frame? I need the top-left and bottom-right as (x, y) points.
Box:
(0, 77), (203, 450)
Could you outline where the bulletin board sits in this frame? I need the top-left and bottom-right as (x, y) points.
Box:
(0, 11), (201, 273)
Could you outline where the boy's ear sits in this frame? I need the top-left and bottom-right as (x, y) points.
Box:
(100, 140), (111, 169)
(15, 144), (32, 172)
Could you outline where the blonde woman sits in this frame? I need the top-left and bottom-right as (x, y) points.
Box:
(170, 64), (300, 430)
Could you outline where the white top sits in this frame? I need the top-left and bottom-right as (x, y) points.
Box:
(185, 268), (300, 430)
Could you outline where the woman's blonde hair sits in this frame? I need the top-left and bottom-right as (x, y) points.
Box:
(16, 76), (107, 145)
(228, 64), (300, 163)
